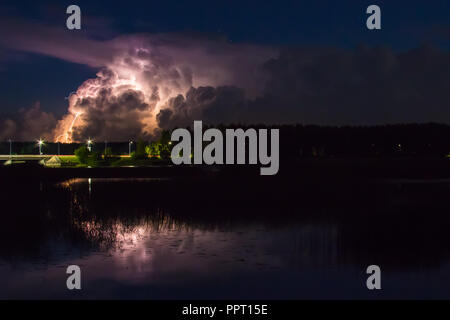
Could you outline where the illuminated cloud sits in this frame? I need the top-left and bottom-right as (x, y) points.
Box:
(0, 19), (275, 141)
(1, 18), (450, 141)
(48, 33), (275, 142)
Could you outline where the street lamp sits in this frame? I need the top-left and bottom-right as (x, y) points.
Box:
(129, 140), (133, 156)
(8, 139), (12, 158)
(38, 138), (44, 155)
(87, 138), (93, 152)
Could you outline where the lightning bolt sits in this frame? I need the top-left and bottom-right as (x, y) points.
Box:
(56, 111), (83, 143)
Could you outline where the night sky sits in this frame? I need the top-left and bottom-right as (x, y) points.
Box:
(1, 0), (450, 141)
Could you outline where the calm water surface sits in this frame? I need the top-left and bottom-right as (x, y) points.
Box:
(0, 177), (450, 299)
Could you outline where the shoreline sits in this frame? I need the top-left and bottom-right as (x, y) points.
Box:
(1, 156), (449, 181)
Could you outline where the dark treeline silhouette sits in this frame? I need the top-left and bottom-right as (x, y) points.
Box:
(276, 123), (450, 158)
(1, 123), (450, 157)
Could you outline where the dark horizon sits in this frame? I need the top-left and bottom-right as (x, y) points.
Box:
(2, 122), (450, 159)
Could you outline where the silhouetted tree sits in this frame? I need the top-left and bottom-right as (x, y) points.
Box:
(132, 139), (148, 160)
(74, 146), (89, 164)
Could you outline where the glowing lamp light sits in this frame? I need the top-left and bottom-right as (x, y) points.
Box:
(37, 138), (44, 155)
(87, 138), (93, 151)
(129, 140), (133, 156)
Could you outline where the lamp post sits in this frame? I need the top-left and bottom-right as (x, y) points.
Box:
(104, 141), (107, 157)
(38, 138), (44, 155)
(8, 139), (12, 158)
(57, 142), (60, 156)
(87, 139), (93, 152)
(129, 140), (133, 156)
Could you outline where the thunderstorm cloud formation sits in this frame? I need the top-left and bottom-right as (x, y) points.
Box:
(1, 18), (450, 141)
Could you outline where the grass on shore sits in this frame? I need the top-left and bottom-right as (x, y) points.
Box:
(57, 155), (169, 167)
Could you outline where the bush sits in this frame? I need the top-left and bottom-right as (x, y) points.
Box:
(146, 142), (160, 157)
(160, 148), (171, 160)
(92, 151), (102, 161)
(74, 146), (89, 164)
(103, 147), (113, 158)
(133, 140), (148, 160)
(88, 151), (102, 166)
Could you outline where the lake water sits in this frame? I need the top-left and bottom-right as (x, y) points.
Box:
(0, 175), (450, 299)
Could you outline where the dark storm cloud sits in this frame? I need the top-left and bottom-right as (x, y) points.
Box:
(71, 88), (153, 141)
(157, 86), (248, 129)
(156, 45), (450, 128)
(255, 45), (450, 125)
(0, 103), (57, 141)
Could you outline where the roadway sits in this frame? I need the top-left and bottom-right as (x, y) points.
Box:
(0, 155), (69, 161)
